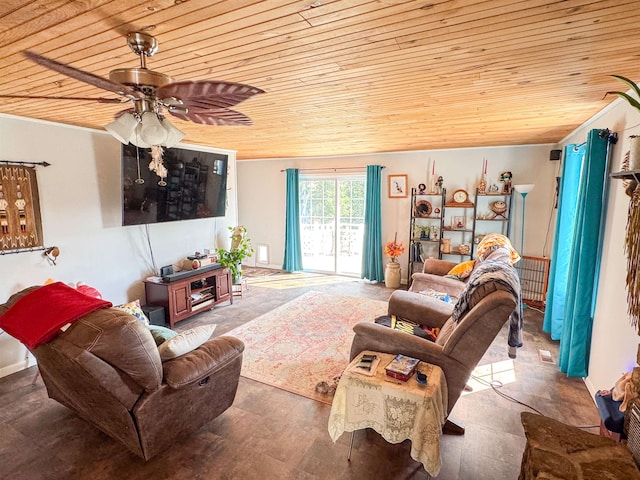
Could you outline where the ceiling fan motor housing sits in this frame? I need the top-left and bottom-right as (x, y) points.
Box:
(109, 68), (173, 97)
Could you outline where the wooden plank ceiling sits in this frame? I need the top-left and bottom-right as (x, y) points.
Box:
(0, 0), (638, 160)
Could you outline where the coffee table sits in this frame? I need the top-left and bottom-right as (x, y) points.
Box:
(328, 350), (448, 476)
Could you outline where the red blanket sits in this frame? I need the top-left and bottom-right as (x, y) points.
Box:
(0, 282), (112, 349)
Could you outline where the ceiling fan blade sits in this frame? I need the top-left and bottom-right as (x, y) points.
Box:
(24, 51), (144, 100)
(0, 94), (126, 103)
(169, 107), (253, 126)
(157, 80), (264, 109)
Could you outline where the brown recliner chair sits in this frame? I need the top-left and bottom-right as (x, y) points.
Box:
(0, 287), (244, 461)
(350, 258), (517, 432)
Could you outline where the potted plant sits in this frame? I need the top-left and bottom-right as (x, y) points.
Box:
(216, 226), (254, 284)
(606, 75), (640, 170)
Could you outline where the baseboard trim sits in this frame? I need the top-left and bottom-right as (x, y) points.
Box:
(0, 356), (36, 379)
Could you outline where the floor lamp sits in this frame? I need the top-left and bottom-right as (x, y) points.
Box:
(513, 184), (535, 256)
(513, 184), (534, 314)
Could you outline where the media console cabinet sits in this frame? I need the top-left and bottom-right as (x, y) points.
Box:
(144, 266), (232, 328)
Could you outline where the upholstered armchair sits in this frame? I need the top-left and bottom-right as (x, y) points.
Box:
(0, 286), (244, 461)
(350, 259), (518, 431)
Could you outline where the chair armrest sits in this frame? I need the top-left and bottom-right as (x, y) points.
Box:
(351, 322), (446, 361)
(410, 273), (466, 299)
(422, 258), (458, 276)
(388, 290), (454, 328)
(162, 336), (244, 389)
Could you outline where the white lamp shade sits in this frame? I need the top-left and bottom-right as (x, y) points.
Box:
(514, 184), (535, 194)
(162, 119), (186, 148)
(138, 112), (168, 146)
(105, 114), (139, 144)
(130, 126), (152, 148)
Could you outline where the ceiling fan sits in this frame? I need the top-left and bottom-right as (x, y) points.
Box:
(1, 32), (264, 148)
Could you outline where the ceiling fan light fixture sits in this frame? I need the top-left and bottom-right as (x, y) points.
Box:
(105, 113), (139, 144)
(138, 111), (168, 146)
(162, 119), (186, 148)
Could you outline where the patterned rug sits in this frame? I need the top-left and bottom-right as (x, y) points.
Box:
(226, 290), (387, 404)
(244, 271), (355, 289)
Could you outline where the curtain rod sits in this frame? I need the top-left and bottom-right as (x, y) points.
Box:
(280, 166), (386, 172)
(0, 160), (51, 167)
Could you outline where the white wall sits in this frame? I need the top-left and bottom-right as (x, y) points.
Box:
(237, 144), (558, 272)
(558, 104), (640, 395)
(0, 114), (238, 377)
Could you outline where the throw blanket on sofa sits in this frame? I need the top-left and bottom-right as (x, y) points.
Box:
(451, 260), (523, 358)
(0, 282), (112, 349)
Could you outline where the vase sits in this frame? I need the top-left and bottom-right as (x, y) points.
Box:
(232, 264), (243, 284)
(384, 262), (401, 289)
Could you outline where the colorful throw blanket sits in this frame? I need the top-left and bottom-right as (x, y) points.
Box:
(450, 260), (523, 358)
(0, 282), (112, 349)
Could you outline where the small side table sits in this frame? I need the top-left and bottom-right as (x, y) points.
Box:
(232, 278), (248, 297)
(328, 351), (448, 476)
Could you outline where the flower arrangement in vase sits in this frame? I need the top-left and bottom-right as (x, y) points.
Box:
(384, 233), (405, 263)
(383, 233), (404, 288)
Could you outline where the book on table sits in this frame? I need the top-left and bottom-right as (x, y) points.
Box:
(384, 354), (420, 381)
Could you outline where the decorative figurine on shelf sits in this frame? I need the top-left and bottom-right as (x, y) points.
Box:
(478, 176), (487, 194)
(441, 238), (451, 254)
(435, 176), (444, 194)
(418, 183), (427, 195)
(500, 171), (513, 194)
(478, 157), (488, 194)
(490, 200), (508, 219)
(430, 226), (439, 241)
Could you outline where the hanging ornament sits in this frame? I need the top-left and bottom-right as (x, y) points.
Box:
(149, 145), (168, 186)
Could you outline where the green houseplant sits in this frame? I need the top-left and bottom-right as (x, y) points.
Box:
(216, 226), (254, 284)
(606, 74), (640, 111)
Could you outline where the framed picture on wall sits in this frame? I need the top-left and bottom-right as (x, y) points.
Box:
(388, 174), (408, 198)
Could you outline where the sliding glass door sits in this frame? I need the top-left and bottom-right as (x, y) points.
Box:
(299, 175), (365, 275)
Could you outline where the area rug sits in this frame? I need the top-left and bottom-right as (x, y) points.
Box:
(226, 290), (387, 404)
(244, 271), (355, 289)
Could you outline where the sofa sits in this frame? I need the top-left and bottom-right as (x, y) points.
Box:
(0, 286), (245, 461)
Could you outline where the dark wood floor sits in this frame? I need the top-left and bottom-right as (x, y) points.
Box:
(0, 271), (600, 479)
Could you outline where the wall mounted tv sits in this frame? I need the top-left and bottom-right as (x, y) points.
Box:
(122, 144), (228, 226)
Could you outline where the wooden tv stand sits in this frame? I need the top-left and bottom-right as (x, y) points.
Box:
(144, 266), (232, 329)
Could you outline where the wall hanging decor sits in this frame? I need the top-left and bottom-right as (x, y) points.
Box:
(0, 162), (45, 252)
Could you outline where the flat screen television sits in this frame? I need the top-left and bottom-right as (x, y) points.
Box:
(122, 144), (228, 226)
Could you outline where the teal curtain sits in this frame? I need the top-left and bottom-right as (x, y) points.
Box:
(543, 129), (610, 377)
(543, 144), (584, 340)
(282, 168), (302, 272)
(361, 165), (384, 282)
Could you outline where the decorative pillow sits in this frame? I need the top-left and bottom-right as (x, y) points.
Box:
(157, 324), (216, 361)
(43, 279), (104, 299)
(446, 260), (476, 281)
(147, 324), (178, 346)
(76, 282), (103, 299)
(114, 299), (149, 325)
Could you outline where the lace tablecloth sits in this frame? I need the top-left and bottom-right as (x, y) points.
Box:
(328, 351), (448, 476)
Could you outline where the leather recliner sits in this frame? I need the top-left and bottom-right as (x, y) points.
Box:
(0, 287), (244, 460)
(350, 258), (517, 427)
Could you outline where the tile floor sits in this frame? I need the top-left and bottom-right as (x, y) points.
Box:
(0, 272), (600, 479)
